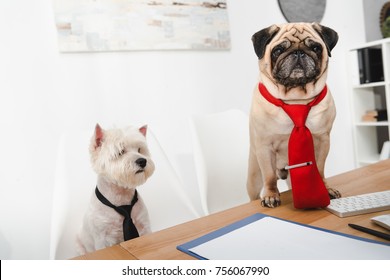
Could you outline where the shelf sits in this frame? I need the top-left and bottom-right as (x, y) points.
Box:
(350, 37), (390, 50)
(355, 121), (390, 127)
(358, 154), (381, 166)
(352, 81), (387, 89)
(349, 38), (390, 168)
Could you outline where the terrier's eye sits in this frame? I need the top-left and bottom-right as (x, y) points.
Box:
(138, 148), (141, 153)
(118, 149), (125, 156)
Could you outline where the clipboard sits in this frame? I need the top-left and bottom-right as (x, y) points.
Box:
(177, 213), (390, 260)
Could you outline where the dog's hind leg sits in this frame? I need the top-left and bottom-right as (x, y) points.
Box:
(75, 233), (88, 255)
(277, 168), (288, 180)
(247, 147), (263, 201)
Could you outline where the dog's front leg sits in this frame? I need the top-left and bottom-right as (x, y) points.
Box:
(256, 147), (280, 207)
(314, 133), (341, 199)
(93, 235), (112, 251)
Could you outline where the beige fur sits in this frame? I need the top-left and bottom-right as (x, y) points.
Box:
(77, 124), (154, 254)
(247, 23), (341, 207)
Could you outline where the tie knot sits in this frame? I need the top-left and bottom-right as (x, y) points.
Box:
(282, 104), (310, 127)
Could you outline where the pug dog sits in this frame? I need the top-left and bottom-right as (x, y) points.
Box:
(246, 23), (341, 207)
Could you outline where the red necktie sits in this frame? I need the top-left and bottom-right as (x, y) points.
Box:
(258, 83), (330, 209)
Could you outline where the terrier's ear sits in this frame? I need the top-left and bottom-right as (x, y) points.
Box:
(94, 123), (104, 149)
(139, 125), (148, 137)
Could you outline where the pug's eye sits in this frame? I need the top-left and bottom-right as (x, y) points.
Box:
(311, 44), (322, 54)
(272, 47), (284, 59)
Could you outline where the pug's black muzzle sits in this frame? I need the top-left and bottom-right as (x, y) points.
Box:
(273, 49), (320, 89)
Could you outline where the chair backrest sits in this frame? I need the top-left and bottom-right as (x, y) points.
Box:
(137, 131), (200, 232)
(189, 109), (251, 215)
(49, 127), (199, 259)
(49, 130), (93, 260)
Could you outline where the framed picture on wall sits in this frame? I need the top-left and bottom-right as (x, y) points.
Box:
(52, 0), (231, 52)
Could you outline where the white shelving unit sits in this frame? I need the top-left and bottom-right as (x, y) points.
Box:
(348, 38), (390, 167)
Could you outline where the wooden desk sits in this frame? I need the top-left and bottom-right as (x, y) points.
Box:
(74, 160), (390, 260)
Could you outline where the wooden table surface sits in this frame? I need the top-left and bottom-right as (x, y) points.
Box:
(74, 159), (390, 260)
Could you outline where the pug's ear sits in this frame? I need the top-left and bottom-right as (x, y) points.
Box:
(252, 25), (280, 60)
(312, 23), (338, 57)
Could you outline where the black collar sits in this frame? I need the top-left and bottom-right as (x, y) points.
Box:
(95, 186), (139, 241)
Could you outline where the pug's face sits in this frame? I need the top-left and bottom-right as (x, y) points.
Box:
(252, 23), (338, 98)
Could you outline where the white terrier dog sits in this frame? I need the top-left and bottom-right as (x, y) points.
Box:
(77, 124), (155, 254)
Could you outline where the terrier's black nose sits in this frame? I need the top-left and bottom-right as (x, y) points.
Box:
(135, 158), (147, 168)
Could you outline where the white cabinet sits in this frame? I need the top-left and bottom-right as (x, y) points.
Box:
(348, 38), (390, 167)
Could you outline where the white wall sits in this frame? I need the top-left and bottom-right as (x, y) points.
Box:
(0, 0), (366, 259)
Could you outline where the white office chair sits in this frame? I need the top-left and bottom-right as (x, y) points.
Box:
(49, 127), (199, 260)
(189, 109), (252, 215)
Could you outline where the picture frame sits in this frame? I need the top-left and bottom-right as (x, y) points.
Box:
(52, 0), (231, 52)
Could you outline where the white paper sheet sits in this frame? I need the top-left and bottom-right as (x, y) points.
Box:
(189, 217), (390, 260)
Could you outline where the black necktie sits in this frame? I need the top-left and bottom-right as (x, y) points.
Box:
(95, 187), (140, 241)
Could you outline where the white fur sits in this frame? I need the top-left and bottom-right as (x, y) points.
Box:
(77, 124), (155, 254)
